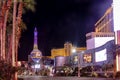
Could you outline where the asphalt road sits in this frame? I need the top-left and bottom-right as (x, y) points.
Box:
(18, 75), (119, 80)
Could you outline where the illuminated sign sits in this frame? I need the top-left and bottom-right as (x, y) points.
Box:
(117, 30), (120, 45)
(113, 0), (120, 44)
(83, 53), (92, 63)
(35, 64), (40, 68)
(113, 0), (120, 71)
(116, 53), (120, 71)
(113, 0), (120, 31)
(55, 56), (66, 66)
(95, 49), (107, 62)
(31, 52), (41, 58)
(74, 56), (78, 62)
(31, 51), (41, 62)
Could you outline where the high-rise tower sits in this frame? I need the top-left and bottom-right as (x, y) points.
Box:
(30, 27), (42, 63)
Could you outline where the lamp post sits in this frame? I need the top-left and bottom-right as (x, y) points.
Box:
(78, 52), (80, 77)
(71, 47), (80, 77)
(71, 47), (82, 77)
(78, 51), (84, 77)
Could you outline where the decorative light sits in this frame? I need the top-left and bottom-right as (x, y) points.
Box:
(35, 64), (40, 68)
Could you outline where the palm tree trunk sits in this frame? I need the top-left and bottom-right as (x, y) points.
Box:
(12, 0), (18, 80)
(0, 28), (3, 60)
(2, 0), (12, 60)
(0, 0), (12, 60)
(12, 0), (17, 67)
(0, 1), (6, 60)
(15, 0), (23, 67)
(3, 10), (9, 60)
(8, 34), (12, 63)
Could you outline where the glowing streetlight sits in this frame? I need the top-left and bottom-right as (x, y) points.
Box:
(72, 48), (76, 53)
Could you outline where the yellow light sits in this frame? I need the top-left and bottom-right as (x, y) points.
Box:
(72, 48), (76, 53)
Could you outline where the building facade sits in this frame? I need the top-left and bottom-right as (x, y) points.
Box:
(86, 32), (114, 49)
(71, 40), (115, 71)
(51, 42), (86, 59)
(86, 6), (115, 50)
(86, 0), (120, 72)
(95, 7), (114, 33)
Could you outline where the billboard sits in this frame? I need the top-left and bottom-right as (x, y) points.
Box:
(113, 0), (120, 71)
(117, 30), (120, 45)
(86, 37), (114, 49)
(55, 56), (67, 67)
(73, 56), (78, 65)
(113, 0), (120, 32)
(113, 0), (120, 44)
(83, 53), (92, 63)
(95, 49), (107, 62)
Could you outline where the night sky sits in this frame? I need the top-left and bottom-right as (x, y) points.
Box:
(18, 0), (112, 61)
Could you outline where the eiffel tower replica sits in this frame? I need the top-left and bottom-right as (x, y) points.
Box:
(28, 27), (43, 71)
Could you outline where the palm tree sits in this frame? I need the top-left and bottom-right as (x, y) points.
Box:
(1, 0), (36, 65)
(15, 0), (36, 66)
(0, 0), (36, 62)
(3, 0), (12, 61)
(0, 1), (6, 60)
(0, 5), (3, 60)
(12, 0), (17, 67)
(0, 0), (36, 79)
(3, 0), (12, 60)
(12, 0), (36, 79)
(13, 0), (36, 67)
(0, 0), (12, 61)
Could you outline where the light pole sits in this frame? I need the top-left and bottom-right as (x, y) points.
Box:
(78, 51), (84, 77)
(71, 47), (76, 66)
(72, 47), (81, 77)
(78, 52), (80, 77)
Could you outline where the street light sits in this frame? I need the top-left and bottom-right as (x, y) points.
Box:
(78, 51), (84, 77)
(72, 48), (76, 53)
(71, 47), (81, 77)
(72, 47), (81, 77)
(78, 52), (80, 77)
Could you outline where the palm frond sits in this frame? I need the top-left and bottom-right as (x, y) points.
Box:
(19, 20), (27, 31)
(23, 0), (36, 12)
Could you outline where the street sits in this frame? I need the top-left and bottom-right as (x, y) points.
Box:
(18, 75), (119, 80)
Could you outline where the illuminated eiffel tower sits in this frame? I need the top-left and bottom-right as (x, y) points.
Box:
(30, 27), (42, 63)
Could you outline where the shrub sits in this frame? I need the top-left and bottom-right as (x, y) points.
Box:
(0, 60), (17, 80)
(116, 71), (120, 78)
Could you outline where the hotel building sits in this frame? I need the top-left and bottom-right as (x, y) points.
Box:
(86, 0), (120, 72)
(86, 7), (114, 50)
(51, 42), (86, 59)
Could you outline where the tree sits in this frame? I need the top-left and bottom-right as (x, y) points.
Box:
(0, 0), (12, 61)
(0, 0), (36, 79)
(0, 0), (36, 62)
(15, 0), (36, 66)
(3, 0), (12, 61)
